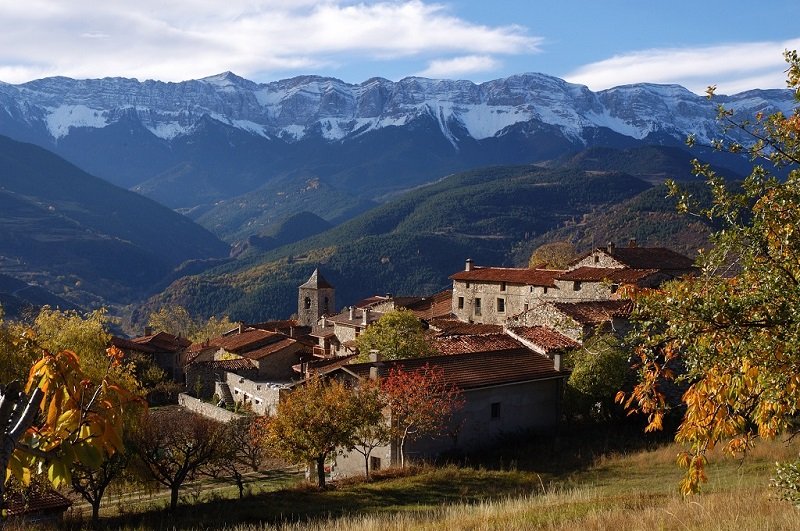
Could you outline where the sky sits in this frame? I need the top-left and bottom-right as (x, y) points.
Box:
(1, 1), (798, 95)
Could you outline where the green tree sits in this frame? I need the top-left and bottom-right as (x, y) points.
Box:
(565, 334), (628, 421)
(355, 309), (433, 362)
(528, 241), (577, 269)
(262, 377), (356, 488)
(620, 51), (800, 495)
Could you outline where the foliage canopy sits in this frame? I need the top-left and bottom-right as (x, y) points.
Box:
(621, 51), (800, 495)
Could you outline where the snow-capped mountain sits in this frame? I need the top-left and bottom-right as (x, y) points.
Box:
(0, 71), (793, 211)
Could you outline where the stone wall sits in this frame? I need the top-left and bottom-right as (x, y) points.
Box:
(452, 280), (563, 325)
(222, 371), (284, 415)
(178, 393), (244, 423)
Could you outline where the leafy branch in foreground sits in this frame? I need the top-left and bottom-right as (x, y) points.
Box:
(619, 50), (800, 495)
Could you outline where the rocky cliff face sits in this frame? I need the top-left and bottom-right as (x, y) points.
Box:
(0, 72), (792, 211)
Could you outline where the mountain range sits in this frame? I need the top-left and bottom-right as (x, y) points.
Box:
(0, 71), (791, 323)
(0, 73), (793, 242)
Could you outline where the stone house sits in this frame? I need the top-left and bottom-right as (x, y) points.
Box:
(111, 330), (192, 382)
(507, 300), (634, 342)
(324, 347), (569, 479)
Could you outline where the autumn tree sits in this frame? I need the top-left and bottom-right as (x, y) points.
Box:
(147, 305), (235, 343)
(355, 308), (433, 362)
(131, 408), (223, 511)
(381, 364), (464, 467)
(263, 377), (356, 488)
(529, 241), (577, 269)
(1, 348), (140, 522)
(347, 380), (391, 480)
(209, 416), (273, 498)
(70, 449), (129, 525)
(620, 50), (800, 495)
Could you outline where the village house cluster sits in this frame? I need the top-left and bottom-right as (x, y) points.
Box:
(113, 241), (695, 478)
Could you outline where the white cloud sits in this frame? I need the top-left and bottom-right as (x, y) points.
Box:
(0, 1), (541, 83)
(416, 55), (500, 79)
(564, 39), (800, 94)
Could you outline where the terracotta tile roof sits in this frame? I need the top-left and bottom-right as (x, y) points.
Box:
(428, 319), (503, 336)
(111, 336), (159, 354)
(211, 329), (286, 353)
(309, 325), (337, 339)
(5, 488), (72, 517)
(129, 332), (191, 352)
(507, 326), (580, 353)
(552, 300), (634, 325)
(243, 337), (298, 360)
(345, 349), (564, 390)
(450, 266), (562, 287)
(556, 267), (658, 283)
(205, 358), (257, 371)
(607, 246), (695, 269)
(293, 354), (358, 374)
(405, 290), (453, 320)
(432, 333), (523, 355)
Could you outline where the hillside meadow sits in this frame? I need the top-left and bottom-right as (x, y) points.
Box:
(44, 431), (800, 530)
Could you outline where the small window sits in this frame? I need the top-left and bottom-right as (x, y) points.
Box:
(304, 296), (312, 309)
(500, 282), (506, 292)
(573, 281), (581, 291)
(610, 284), (619, 294)
(497, 298), (505, 313)
(323, 296), (330, 313)
(491, 402), (501, 419)
(465, 281), (471, 288)
(523, 303), (529, 312)
(594, 255), (600, 264)
(458, 296), (464, 309)
(370, 456), (381, 471)
(543, 286), (548, 294)
(474, 298), (482, 316)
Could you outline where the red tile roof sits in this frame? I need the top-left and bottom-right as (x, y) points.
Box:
(205, 358), (257, 371)
(211, 329), (286, 353)
(552, 300), (634, 325)
(428, 319), (503, 336)
(507, 326), (580, 353)
(243, 337), (298, 360)
(405, 290), (453, 320)
(450, 267), (562, 287)
(345, 349), (564, 390)
(5, 488), (72, 518)
(432, 333), (523, 355)
(556, 267), (658, 283)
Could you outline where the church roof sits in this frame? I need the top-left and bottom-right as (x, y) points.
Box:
(299, 268), (334, 289)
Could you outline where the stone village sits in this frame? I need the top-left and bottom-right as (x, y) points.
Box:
(112, 241), (695, 480)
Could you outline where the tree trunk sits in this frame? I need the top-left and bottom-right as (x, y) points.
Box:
(316, 455), (326, 489)
(364, 452), (371, 480)
(91, 499), (101, 526)
(236, 474), (245, 499)
(170, 485), (180, 511)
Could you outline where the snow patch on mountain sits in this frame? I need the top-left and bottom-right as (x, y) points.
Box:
(45, 104), (108, 139)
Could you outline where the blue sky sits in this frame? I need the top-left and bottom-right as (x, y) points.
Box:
(1, 0), (798, 94)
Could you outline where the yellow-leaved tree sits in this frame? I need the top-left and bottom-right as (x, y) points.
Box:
(620, 50), (800, 496)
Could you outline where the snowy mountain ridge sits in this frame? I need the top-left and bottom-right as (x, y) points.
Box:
(1, 71), (794, 147)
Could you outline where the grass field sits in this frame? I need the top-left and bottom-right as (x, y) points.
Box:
(61, 427), (800, 530)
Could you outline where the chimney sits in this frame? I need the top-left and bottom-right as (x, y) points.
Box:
(349, 306), (355, 320)
(238, 323), (245, 334)
(321, 316), (326, 327)
(606, 241), (615, 254)
(369, 366), (380, 380)
(144, 326), (153, 336)
(362, 308), (369, 326)
(628, 238), (637, 248)
(553, 352), (562, 371)
(465, 258), (473, 272)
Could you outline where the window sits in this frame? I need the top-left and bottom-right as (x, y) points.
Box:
(543, 286), (548, 294)
(491, 402), (501, 419)
(465, 281), (471, 288)
(304, 296), (311, 309)
(523, 303), (529, 312)
(610, 284), (619, 294)
(323, 296), (330, 313)
(500, 282), (506, 292)
(370, 456), (382, 471)
(573, 281), (582, 291)
(497, 298), (505, 313)
(594, 255), (600, 264)
(458, 296), (464, 309)
(474, 298), (482, 316)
